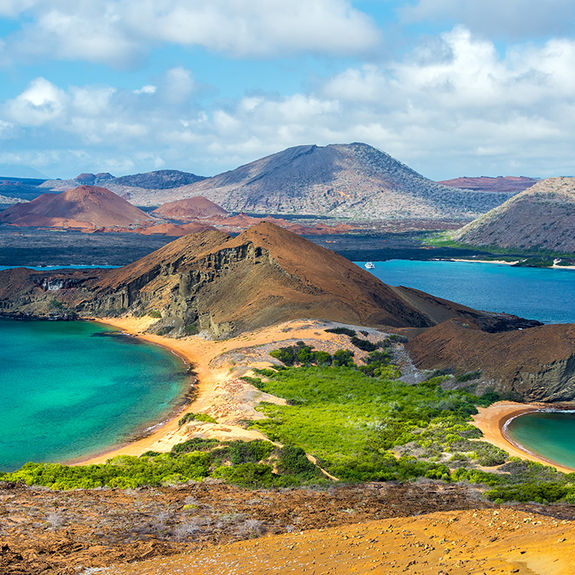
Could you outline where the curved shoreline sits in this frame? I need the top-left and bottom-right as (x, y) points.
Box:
(69, 317), (202, 466)
(72, 317), (340, 466)
(472, 401), (575, 473)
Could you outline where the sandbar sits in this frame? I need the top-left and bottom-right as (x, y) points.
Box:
(74, 317), (358, 465)
(473, 401), (575, 473)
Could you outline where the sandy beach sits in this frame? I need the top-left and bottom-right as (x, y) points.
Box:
(473, 401), (575, 473)
(75, 317), (360, 465)
(449, 258), (519, 265)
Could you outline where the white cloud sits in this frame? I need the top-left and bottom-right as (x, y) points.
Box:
(4, 27), (575, 179)
(1, 0), (380, 66)
(401, 0), (575, 39)
(5, 77), (67, 126)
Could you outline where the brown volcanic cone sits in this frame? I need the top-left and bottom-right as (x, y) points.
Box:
(0, 223), (535, 338)
(87, 222), (525, 337)
(0, 185), (154, 229)
(152, 196), (228, 220)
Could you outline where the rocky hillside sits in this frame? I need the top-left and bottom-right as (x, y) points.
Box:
(132, 143), (513, 219)
(0, 185), (155, 229)
(152, 196), (228, 220)
(0, 222), (529, 337)
(439, 176), (537, 194)
(451, 177), (575, 253)
(407, 319), (575, 402)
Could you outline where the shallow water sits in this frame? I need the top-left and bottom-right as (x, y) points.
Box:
(506, 412), (575, 470)
(359, 259), (575, 324)
(0, 319), (189, 471)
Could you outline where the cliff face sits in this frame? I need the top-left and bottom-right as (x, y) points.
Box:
(407, 320), (575, 402)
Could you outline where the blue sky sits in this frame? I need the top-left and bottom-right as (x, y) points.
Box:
(1, 0), (575, 180)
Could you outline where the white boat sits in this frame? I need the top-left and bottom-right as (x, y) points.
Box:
(364, 262), (375, 270)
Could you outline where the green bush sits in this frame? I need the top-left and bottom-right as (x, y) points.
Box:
(325, 327), (356, 336)
(178, 412), (217, 426)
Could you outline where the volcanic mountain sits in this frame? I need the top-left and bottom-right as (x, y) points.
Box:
(439, 176), (537, 194)
(152, 196), (228, 220)
(0, 222), (531, 338)
(0, 185), (155, 229)
(113, 143), (514, 219)
(451, 177), (575, 253)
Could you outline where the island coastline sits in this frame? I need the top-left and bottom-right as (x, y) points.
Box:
(472, 401), (575, 474)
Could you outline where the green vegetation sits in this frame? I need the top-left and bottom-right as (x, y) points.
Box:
(424, 231), (575, 264)
(0, 439), (325, 490)
(147, 309), (162, 318)
(178, 412), (217, 426)
(4, 338), (575, 504)
(325, 327), (356, 336)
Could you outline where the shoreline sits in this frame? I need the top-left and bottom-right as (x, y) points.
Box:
(68, 317), (201, 466)
(72, 317), (349, 466)
(472, 401), (575, 474)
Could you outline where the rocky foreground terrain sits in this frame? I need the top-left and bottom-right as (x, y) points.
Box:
(451, 177), (575, 253)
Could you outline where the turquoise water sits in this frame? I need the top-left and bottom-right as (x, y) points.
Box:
(0, 319), (189, 471)
(359, 260), (575, 324)
(506, 412), (575, 469)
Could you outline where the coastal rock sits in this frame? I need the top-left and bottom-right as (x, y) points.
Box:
(407, 320), (575, 402)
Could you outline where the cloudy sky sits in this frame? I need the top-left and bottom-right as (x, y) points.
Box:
(1, 0), (575, 179)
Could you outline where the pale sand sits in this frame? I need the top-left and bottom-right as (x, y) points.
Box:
(473, 401), (575, 473)
(449, 258), (520, 265)
(75, 317), (354, 465)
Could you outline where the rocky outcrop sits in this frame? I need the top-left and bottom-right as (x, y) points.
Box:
(407, 320), (575, 402)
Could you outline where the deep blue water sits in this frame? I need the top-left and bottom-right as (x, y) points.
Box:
(358, 260), (575, 324)
(0, 319), (189, 471)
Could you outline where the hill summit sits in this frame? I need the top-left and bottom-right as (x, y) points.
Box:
(0, 185), (154, 229)
(119, 143), (515, 218)
(451, 177), (575, 253)
(0, 222), (530, 337)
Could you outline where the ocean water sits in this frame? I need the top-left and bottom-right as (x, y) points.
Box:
(0, 319), (189, 472)
(506, 412), (575, 470)
(359, 260), (575, 324)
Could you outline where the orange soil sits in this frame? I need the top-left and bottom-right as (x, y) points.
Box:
(106, 508), (575, 575)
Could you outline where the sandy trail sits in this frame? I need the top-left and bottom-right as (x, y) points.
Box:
(106, 508), (575, 575)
